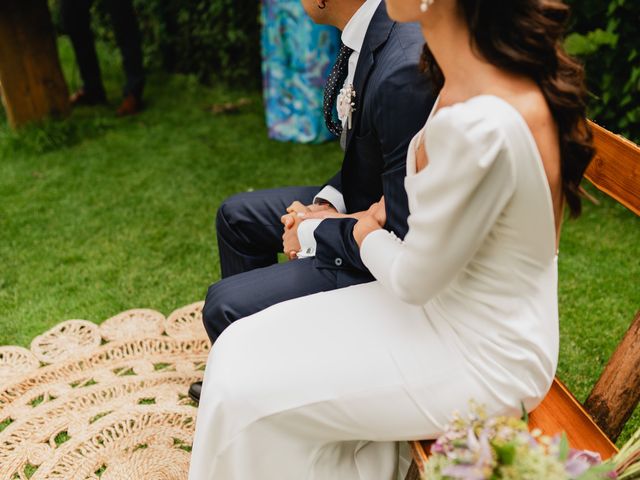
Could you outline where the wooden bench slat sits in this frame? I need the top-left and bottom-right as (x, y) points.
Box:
(586, 121), (640, 216)
(529, 378), (618, 458)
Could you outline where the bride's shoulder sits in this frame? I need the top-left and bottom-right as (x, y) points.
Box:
(428, 93), (549, 146)
(425, 96), (509, 150)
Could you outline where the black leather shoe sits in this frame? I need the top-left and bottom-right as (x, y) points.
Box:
(188, 381), (202, 404)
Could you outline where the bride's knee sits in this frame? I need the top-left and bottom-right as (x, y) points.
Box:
(204, 322), (265, 404)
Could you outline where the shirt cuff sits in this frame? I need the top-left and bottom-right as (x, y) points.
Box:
(296, 219), (323, 258)
(314, 186), (346, 214)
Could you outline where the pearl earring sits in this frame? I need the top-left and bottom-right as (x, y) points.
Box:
(420, 0), (434, 12)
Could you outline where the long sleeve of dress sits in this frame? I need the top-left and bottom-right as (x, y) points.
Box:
(360, 103), (517, 305)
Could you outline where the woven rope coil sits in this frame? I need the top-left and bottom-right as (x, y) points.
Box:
(30, 320), (102, 364)
(0, 302), (208, 480)
(165, 303), (206, 340)
(100, 309), (166, 342)
(0, 347), (40, 385)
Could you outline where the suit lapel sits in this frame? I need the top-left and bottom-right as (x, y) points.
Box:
(344, 2), (395, 152)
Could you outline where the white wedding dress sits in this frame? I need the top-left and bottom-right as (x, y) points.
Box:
(189, 95), (559, 480)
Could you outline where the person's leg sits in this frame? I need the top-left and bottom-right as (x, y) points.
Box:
(204, 257), (369, 344)
(189, 186), (327, 402)
(105, 0), (145, 100)
(216, 186), (319, 278)
(60, 0), (106, 100)
(190, 282), (504, 480)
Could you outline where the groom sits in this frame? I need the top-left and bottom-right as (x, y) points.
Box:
(190, 0), (434, 401)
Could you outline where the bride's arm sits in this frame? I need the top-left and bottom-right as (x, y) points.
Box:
(359, 105), (516, 305)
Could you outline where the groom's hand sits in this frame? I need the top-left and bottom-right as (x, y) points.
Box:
(281, 211), (303, 260)
(286, 201), (310, 215)
(280, 200), (313, 230)
(284, 201), (335, 219)
(280, 201), (340, 260)
(280, 201), (307, 237)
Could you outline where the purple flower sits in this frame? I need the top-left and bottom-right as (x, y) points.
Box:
(476, 430), (493, 466)
(432, 442), (445, 454)
(564, 449), (602, 477)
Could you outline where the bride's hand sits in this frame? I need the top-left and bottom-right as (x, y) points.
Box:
(354, 197), (386, 247)
(366, 197), (386, 226)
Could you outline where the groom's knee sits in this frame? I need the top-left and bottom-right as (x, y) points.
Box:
(215, 192), (258, 247)
(217, 192), (254, 227)
(215, 197), (236, 240)
(202, 278), (245, 344)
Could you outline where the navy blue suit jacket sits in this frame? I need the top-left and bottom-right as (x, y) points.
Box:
(313, 2), (435, 286)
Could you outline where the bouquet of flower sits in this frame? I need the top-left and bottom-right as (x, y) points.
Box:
(421, 402), (640, 480)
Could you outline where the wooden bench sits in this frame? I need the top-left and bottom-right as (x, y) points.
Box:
(406, 121), (640, 479)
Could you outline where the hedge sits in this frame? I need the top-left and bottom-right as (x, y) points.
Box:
(565, 0), (640, 143)
(50, 0), (261, 86)
(50, 0), (638, 142)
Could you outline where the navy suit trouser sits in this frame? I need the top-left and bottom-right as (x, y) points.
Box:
(203, 186), (372, 343)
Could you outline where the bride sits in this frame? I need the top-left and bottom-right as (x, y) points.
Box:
(189, 0), (594, 478)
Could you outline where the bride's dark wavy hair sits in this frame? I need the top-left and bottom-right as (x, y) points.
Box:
(420, 0), (594, 217)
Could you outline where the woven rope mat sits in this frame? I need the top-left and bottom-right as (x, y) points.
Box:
(0, 302), (209, 480)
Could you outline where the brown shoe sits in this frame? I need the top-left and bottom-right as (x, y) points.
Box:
(69, 89), (107, 107)
(116, 93), (143, 117)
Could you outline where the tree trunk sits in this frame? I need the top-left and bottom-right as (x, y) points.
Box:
(0, 0), (69, 129)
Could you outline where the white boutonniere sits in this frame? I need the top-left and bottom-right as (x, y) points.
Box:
(337, 84), (356, 130)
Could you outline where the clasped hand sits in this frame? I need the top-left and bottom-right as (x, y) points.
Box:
(280, 197), (387, 260)
(353, 197), (386, 247)
(280, 201), (338, 260)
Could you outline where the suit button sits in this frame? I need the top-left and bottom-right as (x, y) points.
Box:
(334, 257), (343, 267)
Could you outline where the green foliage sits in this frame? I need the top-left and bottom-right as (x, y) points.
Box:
(46, 0), (638, 138)
(565, 0), (640, 143)
(564, 29), (618, 57)
(129, 0), (261, 85)
(49, 0), (261, 85)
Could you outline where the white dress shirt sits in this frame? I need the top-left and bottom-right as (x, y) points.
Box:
(297, 0), (382, 259)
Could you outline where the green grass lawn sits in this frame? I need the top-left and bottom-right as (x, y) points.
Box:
(1, 39), (638, 445)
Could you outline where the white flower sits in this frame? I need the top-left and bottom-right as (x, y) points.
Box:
(337, 84), (356, 130)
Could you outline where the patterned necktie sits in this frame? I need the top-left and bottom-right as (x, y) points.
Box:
(323, 42), (354, 137)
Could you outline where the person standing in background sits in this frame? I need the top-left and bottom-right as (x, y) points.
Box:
(60, 0), (145, 116)
(262, 0), (340, 143)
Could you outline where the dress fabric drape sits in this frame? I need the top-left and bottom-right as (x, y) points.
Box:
(189, 95), (560, 480)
